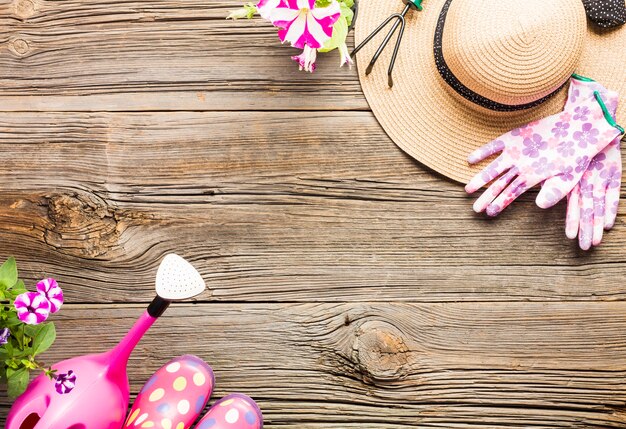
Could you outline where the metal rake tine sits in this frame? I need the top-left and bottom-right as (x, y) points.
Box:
(365, 12), (406, 76)
(387, 15), (407, 88)
(351, 10), (404, 59)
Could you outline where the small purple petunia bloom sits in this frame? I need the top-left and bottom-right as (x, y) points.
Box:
(55, 370), (77, 394)
(551, 121), (570, 138)
(556, 141), (575, 157)
(573, 105), (590, 121)
(601, 165), (621, 189)
(522, 134), (547, 158)
(36, 278), (63, 314)
(573, 123), (599, 148)
(0, 328), (10, 345)
(14, 292), (51, 325)
(575, 156), (590, 173)
(559, 165), (574, 182)
(587, 153), (606, 171)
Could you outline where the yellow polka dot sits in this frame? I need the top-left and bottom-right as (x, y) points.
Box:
(176, 423), (185, 429)
(141, 422), (154, 428)
(136, 413), (149, 425)
(192, 372), (206, 387)
(125, 408), (140, 426)
(220, 398), (234, 407)
(161, 419), (172, 429)
(149, 388), (165, 402)
(177, 399), (190, 415)
(173, 376), (187, 391)
(166, 362), (181, 373)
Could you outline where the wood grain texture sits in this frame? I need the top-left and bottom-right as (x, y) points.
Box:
(4, 303), (626, 428)
(1, 0), (626, 427)
(0, 0), (365, 111)
(0, 111), (625, 303)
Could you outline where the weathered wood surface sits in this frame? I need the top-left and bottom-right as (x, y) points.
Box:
(1, 0), (626, 427)
(5, 304), (626, 428)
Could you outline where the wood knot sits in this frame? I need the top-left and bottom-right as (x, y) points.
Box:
(351, 320), (412, 383)
(13, 0), (37, 20)
(44, 192), (123, 259)
(9, 38), (30, 56)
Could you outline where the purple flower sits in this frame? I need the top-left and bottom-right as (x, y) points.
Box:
(0, 328), (10, 345)
(573, 105), (590, 121)
(556, 141), (575, 157)
(573, 123), (599, 148)
(581, 208), (594, 223)
(14, 292), (51, 325)
(551, 121), (570, 138)
(55, 370), (76, 394)
(580, 178), (594, 198)
(532, 157), (553, 175)
(594, 197), (606, 217)
(575, 156), (590, 173)
(36, 278), (63, 313)
(587, 153), (606, 171)
(559, 165), (574, 182)
(610, 200), (619, 215)
(522, 134), (547, 158)
(600, 165), (621, 189)
(569, 87), (580, 103)
(543, 188), (564, 206)
(481, 159), (500, 183)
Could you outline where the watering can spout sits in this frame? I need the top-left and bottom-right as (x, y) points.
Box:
(109, 310), (157, 370)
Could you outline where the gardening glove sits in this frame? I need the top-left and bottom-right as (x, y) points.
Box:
(466, 75), (624, 216)
(566, 135), (622, 250)
(193, 394), (263, 429)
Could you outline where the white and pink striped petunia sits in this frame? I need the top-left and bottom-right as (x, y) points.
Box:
(256, 0), (281, 20)
(36, 278), (64, 313)
(14, 292), (51, 325)
(268, 0), (341, 50)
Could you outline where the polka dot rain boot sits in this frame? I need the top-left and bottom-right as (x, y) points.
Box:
(125, 355), (215, 429)
(195, 394), (263, 429)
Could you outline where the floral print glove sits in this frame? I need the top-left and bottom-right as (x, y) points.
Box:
(565, 134), (622, 250)
(465, 76), (624, 217)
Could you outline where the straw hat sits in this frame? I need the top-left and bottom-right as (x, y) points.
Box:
(354, 0), (626, 183)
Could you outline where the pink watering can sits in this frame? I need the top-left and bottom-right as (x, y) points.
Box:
(6, 254), (207, 429)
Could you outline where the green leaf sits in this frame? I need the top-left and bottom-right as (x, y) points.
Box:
(342, 0), (354, 8)
(315, 0), (332, 7)
(0, 258), (18, 290)
(7, 366), (30, 398)
(319, 15), (349, 53)
(31, 323), (55, 356)
(10, 280), (27, 295)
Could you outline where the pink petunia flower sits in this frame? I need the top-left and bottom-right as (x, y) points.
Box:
(291, 45), (317, 72)
(256, 0), (281, 20)
(14, 292), (51, 325)
(268, 0), (341, 49)
(36, 278), (63, 313)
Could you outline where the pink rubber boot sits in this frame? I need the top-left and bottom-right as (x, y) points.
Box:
(124, 355), (215, 429)
(195, 394), (263, 429)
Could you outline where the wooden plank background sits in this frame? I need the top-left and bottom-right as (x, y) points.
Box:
(1, 0), (626, 427)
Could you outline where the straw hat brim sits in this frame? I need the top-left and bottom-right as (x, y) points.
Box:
(355, 0), (626, 184)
